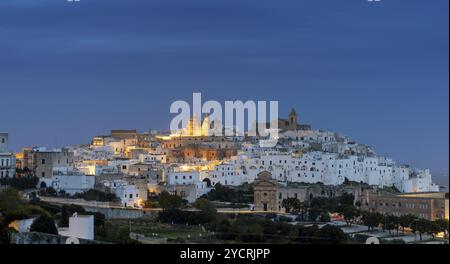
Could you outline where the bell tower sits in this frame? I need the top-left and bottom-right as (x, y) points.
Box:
(288, 108), (297, 130)
(0, 133), (8, 153)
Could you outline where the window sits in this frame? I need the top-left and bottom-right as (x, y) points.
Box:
(42, 159), (46, 165)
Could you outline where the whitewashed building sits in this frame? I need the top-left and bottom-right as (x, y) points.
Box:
(165, 169), (212, 201)
(0, 133), (16, 178)
(58, 213), (94, 240)
(206, 147), (439, 193)
(38, 172), (95, 195)
(104, 180), (145, 208)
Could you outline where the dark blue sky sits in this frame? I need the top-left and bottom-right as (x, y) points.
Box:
(0, 0), (448, 185)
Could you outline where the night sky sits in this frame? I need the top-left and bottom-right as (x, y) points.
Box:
(0, 0), (448, 185)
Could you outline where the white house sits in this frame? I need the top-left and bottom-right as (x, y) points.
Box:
(38, 172), (95, 195)
(105, 180), (145, 208)
(165, 169), (212, 202)
(58, 213), (94, 240)
(0, 132), (16, 179)
(209, 162), (245, 186)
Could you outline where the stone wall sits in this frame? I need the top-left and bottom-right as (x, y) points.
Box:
(10, 231), (105, 244)
(84, 206), (158, 219)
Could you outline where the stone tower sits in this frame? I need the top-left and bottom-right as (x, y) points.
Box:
(288, 108), (297, 130)
(0, 133), (8, 153)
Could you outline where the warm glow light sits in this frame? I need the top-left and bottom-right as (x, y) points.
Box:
(158, 115), (211, 140)
(175, 160), (220, 172)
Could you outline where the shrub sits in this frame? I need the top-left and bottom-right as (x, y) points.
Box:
(30, 214), (58, 235)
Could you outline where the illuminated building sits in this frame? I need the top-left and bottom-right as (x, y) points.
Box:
(158, 115), (239, 162)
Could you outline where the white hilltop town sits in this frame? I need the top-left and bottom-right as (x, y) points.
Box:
(1, 109), (448, 244)
(1, 109), (448, 245)
(4, 109), (441, 204)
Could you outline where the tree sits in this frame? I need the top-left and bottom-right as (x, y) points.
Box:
(414, 218), (430, 241)
(392, 215), (402, 236)
(159, 191), (183, 211)
(194, 198), (217, 213)
(384, 214), (399, 235)
(309, 197), (337, 213)
(288, 225), (300, 242)
(399, 214), (417, 234)
(75, 189), (117, 202)
(0, 188), (22, 212)
(296, 201), (308, 220)
(281, 198), (301, 213)
(205, 183), (253, 204)
(60, 205), (70, 227)
(41, 187), (57, 197)
(319, 212), (331, 222)
(434, 218), (449, 238)
(338, 193), (354, 207)
(2, 176), (39, 190)
(337, 205), (359, 227)
(361, 211), (381, 232)
(316, 224), (347, 244)
(308, 207), (322, 222)
(4, 204), (50, 224)
(30, 214), (58, 235)
(427, 220), (441, 239)
(244, 223), (264, 243)
(194, 198), (217, 221)
(215, 219), (234, 240)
